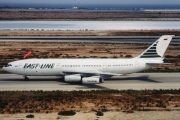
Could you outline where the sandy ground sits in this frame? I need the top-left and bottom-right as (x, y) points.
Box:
(0, 111), (180, 120)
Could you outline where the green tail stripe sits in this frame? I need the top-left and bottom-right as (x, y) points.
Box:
(140, 56), (161, 58)
(149, 47), (156, 49)
(146, 50), (157, 52)
(143, 53), (159, 55)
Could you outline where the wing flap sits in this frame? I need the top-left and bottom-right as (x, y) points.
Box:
(146, 63), (171, 65)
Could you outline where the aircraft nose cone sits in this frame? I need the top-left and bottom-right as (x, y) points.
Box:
(2, 66), (6, 71)
(2, 66), (11, 73)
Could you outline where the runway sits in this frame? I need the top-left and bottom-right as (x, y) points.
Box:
(0, 36), (180, 44)
(0, 73), (179, 91)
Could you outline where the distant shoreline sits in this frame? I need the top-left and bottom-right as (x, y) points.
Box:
(0, 11), (180, 21)
(1, 18), (180, 21)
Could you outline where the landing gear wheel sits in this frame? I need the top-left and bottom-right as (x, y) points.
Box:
(80, 76), (83, 84)
(100, 78), (104, 83)
(24, 76), (29, 81)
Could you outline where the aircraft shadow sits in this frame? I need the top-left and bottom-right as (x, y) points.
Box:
(1, 75), (160, 83)
(64, 83), (110, 90)
(76, 84), (110, 90)
(0, 76), (110, 89)
(105, 75), (161, 83)
(0, 77), (63, 82)
(0, 75), (160, 90)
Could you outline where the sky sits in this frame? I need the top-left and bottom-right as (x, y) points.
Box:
(1, 0), (180, 5)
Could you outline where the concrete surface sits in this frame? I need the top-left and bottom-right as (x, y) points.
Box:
(0, 73), (179, 91)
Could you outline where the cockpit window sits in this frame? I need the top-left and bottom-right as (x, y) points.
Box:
(4, 64), (12, 67)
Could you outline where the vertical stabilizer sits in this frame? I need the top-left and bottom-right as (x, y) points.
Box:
(137, 35), (174, 58)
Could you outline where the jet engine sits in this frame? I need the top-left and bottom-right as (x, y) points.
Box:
(82, 77), (103, 84)
(64, 75), (104, 84)
(64, 75), (81, 82)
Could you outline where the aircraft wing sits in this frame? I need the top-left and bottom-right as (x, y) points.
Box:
(146, 63), (171, 65)
(62, 70), (120, 76)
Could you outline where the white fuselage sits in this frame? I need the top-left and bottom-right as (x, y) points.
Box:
(2, 35), (174, 84)
(3, 58), (152, 76)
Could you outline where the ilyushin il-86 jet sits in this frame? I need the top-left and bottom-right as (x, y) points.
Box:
(3, 35), (174, 84)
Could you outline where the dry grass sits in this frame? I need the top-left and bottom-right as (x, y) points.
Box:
(0, 90), (180, 114)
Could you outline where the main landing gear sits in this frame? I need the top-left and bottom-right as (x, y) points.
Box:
(24, 76), (29, 81)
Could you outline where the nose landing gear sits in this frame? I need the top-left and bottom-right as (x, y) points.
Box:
(24, 76), (29, 81)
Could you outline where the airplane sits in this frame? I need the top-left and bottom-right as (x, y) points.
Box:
(3, 35), (174, 84)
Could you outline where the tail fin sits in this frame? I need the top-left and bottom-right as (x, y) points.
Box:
(137, 35), (174, 58)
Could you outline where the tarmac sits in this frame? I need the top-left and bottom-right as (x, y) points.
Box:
(0, 36), (180, 44)
(0, 73), (179, 91)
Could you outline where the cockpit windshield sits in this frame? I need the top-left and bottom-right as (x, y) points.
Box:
(4, 64), (12, 67)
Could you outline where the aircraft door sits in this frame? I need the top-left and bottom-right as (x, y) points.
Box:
(102, 63), (107, 71)
(135, 61), (140, 68)
(18, 63), (23, 70)
(56, 63), (61, 69)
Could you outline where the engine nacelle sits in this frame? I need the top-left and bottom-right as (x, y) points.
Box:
(82, 77), (101, 84)
(64, 75), (81, 82)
